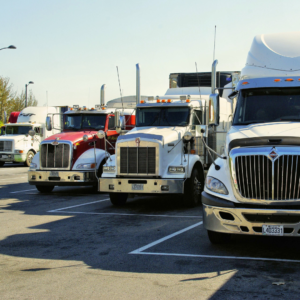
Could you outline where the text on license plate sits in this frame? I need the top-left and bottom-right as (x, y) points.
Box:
(132, 184), (144, 191)
(262, 225), (284, 236)
(50, 171), (59, 177)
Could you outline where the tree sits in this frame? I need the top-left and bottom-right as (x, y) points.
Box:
(0, 77), (14, 123)
(9, 90), (38, 113)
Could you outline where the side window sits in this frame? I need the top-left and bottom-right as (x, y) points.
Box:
(108, 115), (115, 130)
(192, 110), (202, 125)
(34, 127), (40, 134)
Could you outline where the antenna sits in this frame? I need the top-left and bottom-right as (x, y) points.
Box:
(116, 66), (124, 112)
(195, 62), (201, 100)
(213, 25), (216, 62)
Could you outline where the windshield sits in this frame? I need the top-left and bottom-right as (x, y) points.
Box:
(63, 114), (107, 131)
(233, 88), (300, 125)
(0, 127), (5, 136)
(136, 107), (190, 127)
(6, 126), (32, 135)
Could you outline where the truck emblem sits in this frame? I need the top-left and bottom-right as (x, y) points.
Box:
(52, 137), (60, 145)
(135, 137), (140, 147)
(268, 148), (278, 160)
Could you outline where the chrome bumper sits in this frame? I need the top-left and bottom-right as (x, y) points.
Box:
(203, 199), (300, 237)
(28, 170), (96, 186)
(99, 178), (184, 194)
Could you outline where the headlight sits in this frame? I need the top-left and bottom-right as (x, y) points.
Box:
(168, 166), (185, 173)
(206, 176), (228, 195)
(15, 150), (24, 154)
(30, 163), (37, 169)
(103, 166), (116, 172)
(76, 163), (96, 169)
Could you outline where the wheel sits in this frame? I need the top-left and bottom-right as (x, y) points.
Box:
(183, 168), (204, 207)
(0, 161), (4, 167)
(207, 230), (231, 244)
(25, 150), (35, 167)
(110, 193), (128, 206)
(36, 185), (54, 193)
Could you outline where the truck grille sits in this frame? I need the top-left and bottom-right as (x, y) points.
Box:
(120, 147), (156, 174)
(235, 155), (300, 200)
(41, 143), (70, 169)
(0, 141), (12, 152)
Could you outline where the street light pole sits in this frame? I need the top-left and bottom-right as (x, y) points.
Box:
(0, 45), (16, 51)
(25, 81), (34, 108)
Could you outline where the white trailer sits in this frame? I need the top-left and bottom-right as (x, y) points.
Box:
(99, 64), (238, 206)
(202, 32), (300, 243)
(0, 106), (66, 167)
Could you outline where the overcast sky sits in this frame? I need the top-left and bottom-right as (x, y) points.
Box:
(1, 0), (299, 107)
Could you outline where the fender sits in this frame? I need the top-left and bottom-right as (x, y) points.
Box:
(72, 148), (109, 170)
(186, 154), (204, 178)
(31, 152), (40, 168)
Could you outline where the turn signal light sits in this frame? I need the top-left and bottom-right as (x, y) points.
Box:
(167, 99), (172, 103)
(101, 107), (105, 110)
(242, 81), (249, 85)
(274, 79), (281, 82)
(186, 99), (190, 103)
(162, 99), (166, 103)
(90, 163), (96, 168)
(140, 100), (145, 103)
(157, 99), (161, 103)
(190, 149), (196, 154)
(70, 108), (73, 110)
(285, 78), (294, 81)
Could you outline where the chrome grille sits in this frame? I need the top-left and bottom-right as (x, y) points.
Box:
(120, 147), (155, 174)
(0, 141), (12, 152)
(235, 155), (300, 200)
(41, 143), (70, 169)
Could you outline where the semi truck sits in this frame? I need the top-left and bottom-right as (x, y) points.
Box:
(99, 64), (239, 206)
(202, 32), (300, 243)
(0, 106), (66, 167)
(28, 86), (138, 193)
(0, 111), (20, 136)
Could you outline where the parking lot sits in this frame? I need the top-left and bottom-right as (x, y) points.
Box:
(1, 165), (300, 299)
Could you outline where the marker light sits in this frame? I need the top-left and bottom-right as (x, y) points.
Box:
(91, 108), (94, 110)
(186, 99), (190, 103)
(242, 82), (249, 85)
(285, 78), (294, 81)
(274, 79), (281, 82)
(70, 108), (73, 110)
(157, 99), (161, 103)
(162, 99), (166, 103)
(140, 100), (145, 103)
(84, 107), (87, 110)
(190, 149), (196, 154)
(101, 107), (106, 110)
(167, 99), (172, 103)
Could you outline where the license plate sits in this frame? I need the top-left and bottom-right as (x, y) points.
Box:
(132, 184), (144, 191)
(262, 225), (284, 236)
(50, 171), (59, 177)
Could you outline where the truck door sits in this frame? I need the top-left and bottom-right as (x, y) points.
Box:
(106, 114), (118, 154)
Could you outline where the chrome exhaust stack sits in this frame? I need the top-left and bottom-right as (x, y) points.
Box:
(136, 63), (141, 105)
(100, 84), (106, 107)
(211, 60), (218, 94)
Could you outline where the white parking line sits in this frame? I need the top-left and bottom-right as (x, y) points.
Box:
(48, 199), (110, 212)
(10, 189), (36, 194)
(130, 222), (300, 263)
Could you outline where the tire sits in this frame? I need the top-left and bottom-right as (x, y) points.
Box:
(207, 230), (231, 244)
(110, 193), (128, 206)
(183, 168), (204, 207)
(0, 161), (4, 167)
(36, 185), (54, 193)
(25, 150), (35, 167)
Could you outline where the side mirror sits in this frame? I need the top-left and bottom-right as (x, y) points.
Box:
(46, 116), (52, 131)
(209, 94), (219, 126)
(228, 90), (238, 100)
(28, 129), (35, 137)
(114, 110), (125, 132)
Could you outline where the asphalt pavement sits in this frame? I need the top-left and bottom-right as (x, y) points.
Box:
(0, 163), (300, 299)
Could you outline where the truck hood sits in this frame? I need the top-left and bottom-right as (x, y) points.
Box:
(227, 122), (300, 146)
(43, 131), (97, 144)
(123, 126), (187, 144)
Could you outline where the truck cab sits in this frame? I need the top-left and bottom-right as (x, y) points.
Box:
(28, 102), (136, 193)
(0, 107), (63, 167)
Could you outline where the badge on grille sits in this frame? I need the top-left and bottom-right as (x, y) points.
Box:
(268, 148), (278, 160)
(52, 137), (60, 146)
(135, 137), (140, 147)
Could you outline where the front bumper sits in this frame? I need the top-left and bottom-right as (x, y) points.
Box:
(28, 170), (97, 186)
(0, 153), (26, 163)
(202, 191), (300, 237)
(99, 178), (184, 194)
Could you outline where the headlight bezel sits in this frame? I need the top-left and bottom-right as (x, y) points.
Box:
(30, 162), (37, 169)
(103, 166), (116, 172)
(168, 166), (185, 173)
(206, 176), (228, 195)
(76, 163), (96, 170)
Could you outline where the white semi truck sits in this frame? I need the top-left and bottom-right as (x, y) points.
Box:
(202, 32), (300, 243)
(99, 64), (239, 206)
(0, 106), (66, 167)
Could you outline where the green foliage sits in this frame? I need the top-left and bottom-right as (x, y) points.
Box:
(0, 76), (38, 123)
